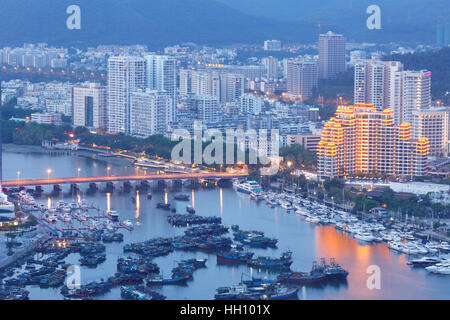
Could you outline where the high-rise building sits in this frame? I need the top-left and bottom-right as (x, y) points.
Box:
(180, 69), (244, 104)
(187, 95), (220, 123)
(179, 69), (192, 96)
(107, 56), (146, 134)
(239, 94), (264, 115)
(384, 61), (404, 119)
(145, 54), (177, 121)
(354, 59), (404, 111)
(264, 40), (282, 51)
(287, 60), (318, 99)
(72, 83), (107, 131)
(130, 89), (172, 137)
(412, 108), (449, 156)
(262, 56), (279, 80)
(318, 31), (346, 79)
(436, 23), (450, 47)
(354, 59), (431, 126)
(191, 71), (221, 101)
(317, 104), (429, 179)
(400, 70), (432, 124)
(220, 73), (245, 103)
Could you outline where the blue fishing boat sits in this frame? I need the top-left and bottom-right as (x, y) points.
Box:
(216, 250), (254, 264)
(248, 251), (293, 270)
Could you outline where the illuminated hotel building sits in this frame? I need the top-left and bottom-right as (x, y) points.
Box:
(412, 108), (449, 156)
(317, 103), (429, 179)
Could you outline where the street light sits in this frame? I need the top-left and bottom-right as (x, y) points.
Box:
(106, 166), (111, 177)
(46, 169), (52, 180)
(77, 168), (81, 177)
(16, 171), (21, 181)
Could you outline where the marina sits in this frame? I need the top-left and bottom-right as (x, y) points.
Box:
(0, 147), (450, 299)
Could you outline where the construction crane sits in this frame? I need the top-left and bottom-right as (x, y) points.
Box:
(316, 23), (333, 36)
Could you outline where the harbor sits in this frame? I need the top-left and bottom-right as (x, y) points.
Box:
(0, 146), (450, 299)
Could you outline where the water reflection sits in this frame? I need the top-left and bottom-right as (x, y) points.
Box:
(135, 190), (140, 219)
(219, 188), (223, 216)
(106, 192), (111, 212)
(3, 147), (450, 300)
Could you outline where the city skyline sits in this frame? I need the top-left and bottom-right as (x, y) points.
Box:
(0, 1), (449, 304)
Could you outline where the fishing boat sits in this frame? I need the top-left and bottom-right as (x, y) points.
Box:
(186, 205), (195, 214)
(263, 285), (299, 300)
(214, 285), (247, 300)
(216, 250), (254, 264)
(242, 236), (278, 248)
(146, 275), (189, 286)
(120, 219), (134, 231)
(174, 194), (190, 201)
(322, 258), (349, 280)
(105, 210), (119, 221)
(248, 251), (292, 270)
(120, 286), (151, 300)
(156, 203), (171, 210)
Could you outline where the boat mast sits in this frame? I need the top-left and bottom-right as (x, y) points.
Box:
(0, 83), (2, 192)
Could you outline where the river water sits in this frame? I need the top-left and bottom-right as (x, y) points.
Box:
(2, 145), (450, 300)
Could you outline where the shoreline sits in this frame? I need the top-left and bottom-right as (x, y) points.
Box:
(2, 143), (136, 169)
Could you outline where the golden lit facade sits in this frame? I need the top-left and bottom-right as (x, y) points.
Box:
(318, 103), (429, 179)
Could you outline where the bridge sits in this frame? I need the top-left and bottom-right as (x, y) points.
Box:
(2, 172), (248, 188)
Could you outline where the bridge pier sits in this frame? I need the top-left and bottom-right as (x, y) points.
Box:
(88, 183), (98, 192)
(190, 179), (200, 189)
(123, 181), (132, 192)
(53, 184), (62, 192)
(70, 184), (79, 192)
(173, 179), (182, 188)
(201, 179), (215, 189)
(35, 186), (43, 193)
(157, 180), (167, 189)
(106, 181), (115, 191)
(136, 180), (149, 191)
(218, 178), (233, 187)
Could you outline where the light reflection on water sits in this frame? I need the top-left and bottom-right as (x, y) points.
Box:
(2, 148), (450, 300)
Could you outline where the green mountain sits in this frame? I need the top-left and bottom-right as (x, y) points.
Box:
(218, 0), (449, 43)
(0, 0), (316, 48)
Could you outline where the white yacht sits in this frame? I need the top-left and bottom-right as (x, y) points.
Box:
(305, 215), (320, 224)
(426, 262), (450, 274)
(234, 180), (262, 195)
(389, 241), (406, 253)
(0, 193), (15, 216)
(439, 242), (450, 253)
(424, 242), (439, 254)
(280, 201), (292, 210)
(354, 231), (375, 243)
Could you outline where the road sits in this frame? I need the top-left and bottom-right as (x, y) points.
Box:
(2, 172), (248, 187)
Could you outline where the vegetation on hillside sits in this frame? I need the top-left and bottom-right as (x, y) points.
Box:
(384, 47), (450, 103)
